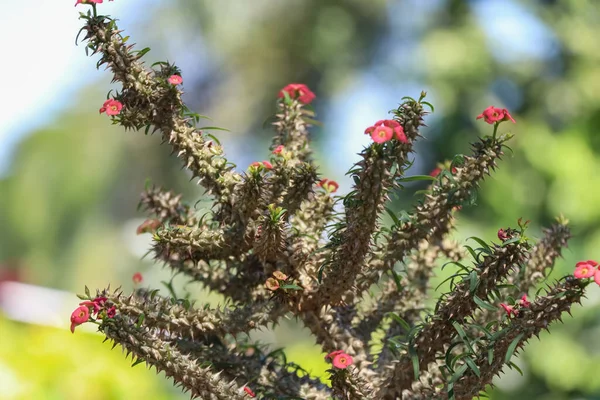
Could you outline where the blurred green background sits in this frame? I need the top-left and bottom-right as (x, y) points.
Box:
(1, 0), (600, 399)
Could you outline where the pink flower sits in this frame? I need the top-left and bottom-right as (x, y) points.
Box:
(371, 126), (393, 143)
(243, 387), (256, 398)
(325, 350), (344, 361)
(272, 271), (288, 281)
(332, 352), (353, 369)
(272, 145), (284, 155)
(365, 120), (407, 143)
(70, 305), (90, 333)
(136, 219), (161, 235)
(501, 109), (516, 123)
(167, 75), (183, 85)
(430, 167), (442, 177)
(500, 303), (518, 317)
(132, 272), (143, 284)
(476, 106), (516, 125)
(595, 269), (600, 286)
(497, 229), (509, 241)
(261, 160), (273, 170)
(99, 99), (123, 116)
(574, 261), (596, 279)
(75, 0), (103, 6)
(519, 294), (531, 308)
(278, 83), (316, 104)
(105, 306), (116, 318)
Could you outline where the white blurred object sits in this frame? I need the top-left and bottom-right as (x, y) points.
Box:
(0, 281), (97, 333)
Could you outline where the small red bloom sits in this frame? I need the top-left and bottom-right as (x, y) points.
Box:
(585, 260), (599, 267)
(497, 229), (509, 241)
(99, 99), (123, 116)
(430, 167), (442, 178)
(70, 305), (90, 333)
(371, 126), (393, 143)
(325, 350), (344, 361)
(167, 75), (183, 85)
(476, 106), (505, 124)
(451, 167), (458, 174)
(500, 303), (518, 317)
(317, 178), (329, 187)
(136, 219), (161, 235)
(519, 294), (531, 308)
(133, 272), (143, 284)
(278, 83), (316, 105)
(272, 271), (288, 281)
(250, 161), (273, 171)
(574, 262), (596, 279)
(261, 160), (273, 170)
(332, 353), (353, 369)
(272, 145), (284, 155)
(243, 387), (256, 398)
(595, 269), (600, 287)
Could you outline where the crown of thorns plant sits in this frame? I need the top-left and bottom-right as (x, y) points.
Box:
(70, 3), (597, 400)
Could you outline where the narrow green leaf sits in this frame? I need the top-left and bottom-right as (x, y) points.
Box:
(388, 313), (411, 332)
(397, 175), (437, 183)
(473, 295), (498, 311)
(384, 207), (400, 226)
(465, 358), (481, 377)
(280, 284), (303, 291)
(504, 333), (524, 363)
(508, 361), (524, 376)
(136, 313), (145, 328)
(84, 286), (90, 297)
(488, 348), (494, 365)
(469, 271), (479, 294)
(131, 358), (145, 367)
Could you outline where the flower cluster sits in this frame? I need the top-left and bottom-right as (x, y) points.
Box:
(430, 166), (457, 178)
(364, 119), (407, 144)
(499, 294), (530, 318)
(99, 99), (123, 116)
(317, 178), (339, 193)
(71, 296), (116, 333)
(476, 106), (515, 125)
(272, 145), (285, 155)
(573, 260), (600, 285)
(325, 350), (354, 369)
(265, 270), (288, 291)
(278, 83), (316, 105)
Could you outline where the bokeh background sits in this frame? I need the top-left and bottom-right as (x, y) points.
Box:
(1, 0), (600, 399)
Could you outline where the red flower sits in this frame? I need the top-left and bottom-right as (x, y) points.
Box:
(595, 269), (600, 286)
(497, 229), (509, 241)
(430, 167), (442, 177)
(133, 272), (143, 284)
(371, 126), (393, 143)
(500, 303), (518, 317)
(278, 83), (316, 104)
(70, 306), (90, 333)
(519, 294), (531, 308)
(250, 161), (273, 171)
(136, 219), (161, 235)
(262, 160), (273, 170)
(272, 271), (288, 280)
(243, 387), (256, 398)
(573, 261), (596, 279)
(272, 145), (284, 155)
(105, 306), (116, 318)
(365, 120), (407, 143)
(476, 106), (516, 125)
(99, 99), (123, 116)
(167, 75), (183, 85)
(332, 353), (353, 369)
(318, 179), (339, 193)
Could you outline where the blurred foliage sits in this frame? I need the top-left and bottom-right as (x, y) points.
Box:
(0, 314), (185, 400)
(2, 0), (600, 398)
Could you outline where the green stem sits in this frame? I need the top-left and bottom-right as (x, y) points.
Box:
(492, 122), (499, 142)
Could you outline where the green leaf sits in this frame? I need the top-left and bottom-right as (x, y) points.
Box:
(136, 313), (145, 328)
(280, 284), (303, 291)
(397, 175), (437, 183)
(449, 364), (468, 384)
(84, 286), (90, 297)
(469, 271), (479, 294)
(384, 207), (401, 226)
(508, 361), (524, 376)
(488, 348), (494, 365)
(136, 47), (151, 58)
(467, 236), (492, 253)
(391, 269), (403, 291)
(465, 358), (481, 377)
(502, 237), (521, 246)
(473, 295), (498, 311)
(411, 352), (420, 379)
(199, 126), (230, 132)
(452, 321), (474, 353)
(76, 294), (87, 300)
(388, 313), (411, 332)
(504, 333), (524, 363)
(464, 245), (479, 262)
(421, 101), (434, 112)
(131, 358), (145, 367)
